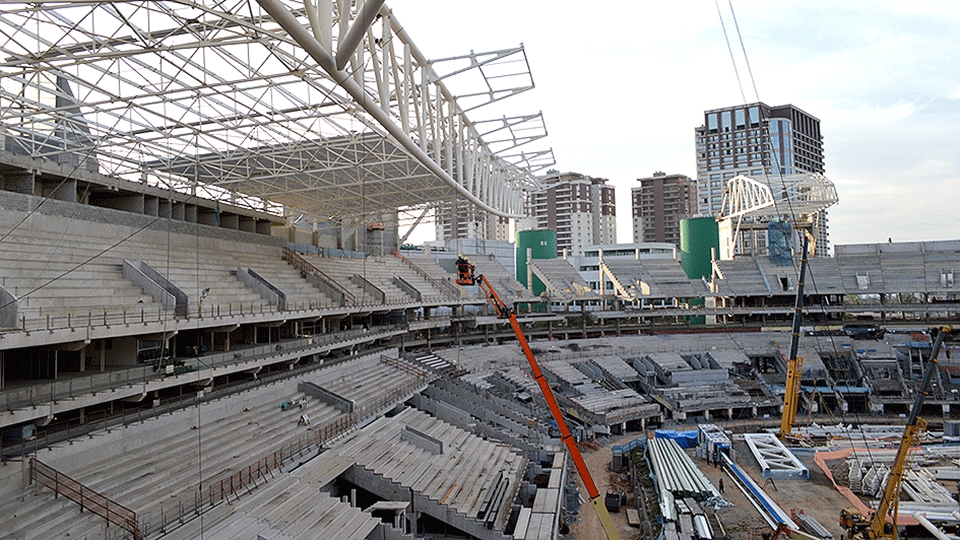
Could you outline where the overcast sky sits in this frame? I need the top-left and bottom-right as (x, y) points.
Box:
(388, 0), (960, 250)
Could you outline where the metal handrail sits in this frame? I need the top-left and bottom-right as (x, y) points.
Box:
(392, 249), (461, 300)
(282, 246), (356, 304)
(30, 457), (142, 539)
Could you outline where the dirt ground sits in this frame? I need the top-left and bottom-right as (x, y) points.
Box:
(568, 435), (853, 540)
(569, 433), (639, 540)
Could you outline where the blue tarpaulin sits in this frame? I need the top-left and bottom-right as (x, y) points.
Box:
(654, 429), (699, 448)
(768, 221), (793, 266)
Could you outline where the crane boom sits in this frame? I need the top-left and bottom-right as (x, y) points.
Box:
(778, 235), (809, 440)
(870, 328), (946, 538)
(476, 274), (622, 540)
(842, 328), (949, 539)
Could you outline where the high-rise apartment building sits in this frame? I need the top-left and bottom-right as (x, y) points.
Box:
(524, 171), (616, 256)
(694, 102), (829, 256)
(434, 201), (510, 243)
(631, 172), (697, 247)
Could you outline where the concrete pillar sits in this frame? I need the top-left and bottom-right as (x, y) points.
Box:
(703, 409), (710, 420)
(47, 178), (77, 202)
(728, 408), (734, 420)
(945, 404), (951, 415)
(752, 406), (758, 417)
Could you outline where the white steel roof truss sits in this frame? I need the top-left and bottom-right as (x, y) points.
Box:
(743, 432), (809, 479)
(0, 0), (548, 223)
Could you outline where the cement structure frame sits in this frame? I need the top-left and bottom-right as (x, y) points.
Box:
(0, 0), (550, 225)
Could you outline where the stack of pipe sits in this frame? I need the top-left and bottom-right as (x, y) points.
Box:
(648, 437), (719, 520)
(722, 454), (799, 530)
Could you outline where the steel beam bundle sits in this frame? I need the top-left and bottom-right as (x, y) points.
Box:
(647, 437), (719, 521)
(721, 454), (798, 530)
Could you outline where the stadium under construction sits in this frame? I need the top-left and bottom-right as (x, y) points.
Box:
(2, 2), (960, 540)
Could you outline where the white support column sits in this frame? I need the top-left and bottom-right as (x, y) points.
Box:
(401, 43), (411, 132)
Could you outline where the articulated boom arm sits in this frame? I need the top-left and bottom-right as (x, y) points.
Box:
(476, 274), (621, 540)
(867, 329), (947, 539)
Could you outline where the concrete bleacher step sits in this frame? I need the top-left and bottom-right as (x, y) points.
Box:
(0, 488), (109, 540)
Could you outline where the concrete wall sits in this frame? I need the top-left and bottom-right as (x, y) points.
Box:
(0, 190), (283, 250)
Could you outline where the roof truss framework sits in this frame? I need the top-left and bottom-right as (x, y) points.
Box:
(718, 173), (839, 222)
(0, 1), (549, 222)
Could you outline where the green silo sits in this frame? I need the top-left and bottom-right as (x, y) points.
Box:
(516, 229), (556, 296)
(680, 217), (720, 280)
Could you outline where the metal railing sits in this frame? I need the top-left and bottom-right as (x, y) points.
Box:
(30, 457), (142, 540)
(392, 249), (463, 300)
(0, 325), (409, 414)
(380, 354), (430, 379)
(137, 378), (428, 539)
(282, 246), (356, 305)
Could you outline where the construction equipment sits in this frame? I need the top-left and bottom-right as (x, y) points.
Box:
(839, 327), (951, 540)
(455, 255), (475, 285)
(464, 266), (621, 540)
(777, 235), (809, 441)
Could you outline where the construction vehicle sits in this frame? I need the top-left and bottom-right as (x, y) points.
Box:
(458, 265), (622, 540)
(777, 235), (810, 441)
(839, 327), (951, 540)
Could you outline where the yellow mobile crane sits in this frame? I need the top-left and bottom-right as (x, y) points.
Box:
(457, 264), (621, 540)
(839, 327), (950, 539)
(778, 236), (809, 440)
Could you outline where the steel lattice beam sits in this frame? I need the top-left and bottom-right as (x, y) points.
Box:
(0, 1), (550, 222)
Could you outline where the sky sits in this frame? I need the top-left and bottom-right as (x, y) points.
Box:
(387, 0), (960, 250)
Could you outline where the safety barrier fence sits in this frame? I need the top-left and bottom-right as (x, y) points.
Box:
(30, 457), (142, 540)
(1, 292), (435, 337)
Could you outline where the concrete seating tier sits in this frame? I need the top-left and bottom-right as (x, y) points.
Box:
(298, 254), (405, 305)
(0, 230), (168, 324)
(0, 484), (111, 540)
(528, 258), (593, 297)
(312, 354), (427, 411)
(835, 252), (886, 295)
(65, 392), (339, 522)
(163, 474), (382, 540)
(713, 258), (773, 297)
(319, 407), (526, 533)
(603, 258), (703, 299)
(242, 251), (338, 309)
(0, 373), (361, 539)
(470, 257), (534, 300)
(137, 251), (272, 315)
(804, 258), (844, 295)
(378, 255), (460, 302)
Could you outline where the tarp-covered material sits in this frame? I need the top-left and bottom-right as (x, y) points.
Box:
(654, 429), (699, 448)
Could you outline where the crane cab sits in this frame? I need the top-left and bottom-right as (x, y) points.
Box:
(839, 507), (866, 529)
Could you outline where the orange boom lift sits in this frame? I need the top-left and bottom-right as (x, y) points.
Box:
(460, 265), (621, 540)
